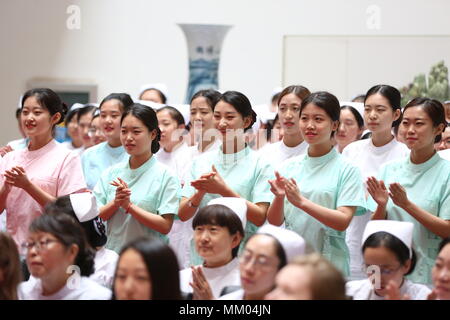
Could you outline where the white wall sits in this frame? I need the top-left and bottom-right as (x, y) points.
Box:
(1, 0), (450, 145)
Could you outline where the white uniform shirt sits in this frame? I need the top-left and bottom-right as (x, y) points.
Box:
(155, 142), (191, 185)
(89, 247), (119, 289)
(18, 276), (111, 300)
(342, 138), (409, 280)
(439, 148), (450, 161)
(257, 140), (308, 169)
(179, 258), (241, 298)
(346, 278), (431, 300)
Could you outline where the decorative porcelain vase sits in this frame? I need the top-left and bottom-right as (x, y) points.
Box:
(178, 23), (232, 103)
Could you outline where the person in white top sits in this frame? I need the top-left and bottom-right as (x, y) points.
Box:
(155, 106), (190, 183)
(346, 220), (430, 300)
(18, 208), (111, 300)
(52, 193), (119, 289)
(258, 85), (310, 168)
(342, 85), (409, 280)
(186, 89), (223, 162)
(113, 236), (181, 300)
(335, 105), (364, 153)
(439, 148), (450, 161)
(220, 224), (305, 300)
(169, 90), (223, 269)
(179, 198), (246, 299)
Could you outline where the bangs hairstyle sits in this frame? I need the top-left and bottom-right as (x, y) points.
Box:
(364, 85), (402, 128)
(362, 231), (417, 276)
(190, 89), (222, 112)
(193, 204), (245, 258)
(122, 103), (161, 154)
(112, 237), (181, 300)
(99, 93), (134, 114)
(278, 85), (311, 106)
(403, 97), (447, 143)
(217, 91), (257, 132)
(30, 207), (95, 277)
(21, 88), (67, 127)
(157, 106), (185, 126)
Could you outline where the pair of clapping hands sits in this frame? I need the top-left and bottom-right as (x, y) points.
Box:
(3, 166), (30, 190)
(268, 171), (303, 207)
(190, 165), (228, 195)
(110, 177), (132, 212)
(366, 177), (410, 209)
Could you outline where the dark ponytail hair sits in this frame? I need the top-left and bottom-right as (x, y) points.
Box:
(364, 85), (402, 128)
(217, 91), (257, 132)
(31, 205), (95, 277)
(362, 232), (417, 276)
(403, 97), (447, 143)
(121, 103), (161, 154)
(21, 88), (67, 128)
(99, 93), (134, 114)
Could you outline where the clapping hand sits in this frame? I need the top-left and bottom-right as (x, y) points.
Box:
(110, 177), (131, 210)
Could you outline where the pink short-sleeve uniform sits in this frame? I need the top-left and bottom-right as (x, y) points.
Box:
(0, 140), (87, 249)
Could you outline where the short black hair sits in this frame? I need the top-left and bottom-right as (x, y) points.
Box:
(193, 204), (245, 258)
(30, 209), (95, 277)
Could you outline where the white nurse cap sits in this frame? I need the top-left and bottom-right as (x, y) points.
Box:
(339, 101), (364, 119)
(69, 192), (99, 223)
(207, 197), (247, 230)
(257, 224), (306, 263)
(138, 83), (169, 102)
(362, 220), (414, 258)
(70, 103), (85, 112)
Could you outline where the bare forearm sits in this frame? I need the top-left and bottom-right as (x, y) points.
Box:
(371, 203), (387, 220)
(403, 201), (450, 238)
(297, 198), (353, 231)
(128, 204), (174, 234)
(246, 202), (268, 227)
(99, 201), (120, 221)
(178, 192), (205, 221)
(267, 196), (285, 226)
(23, 183), (56, 207)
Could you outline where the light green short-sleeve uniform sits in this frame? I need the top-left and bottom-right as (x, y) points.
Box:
(93, 156), (181, 254)
(182, 145), (274, 265)
(367, 153), (450, 285)
(280, 148), (366, 276)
